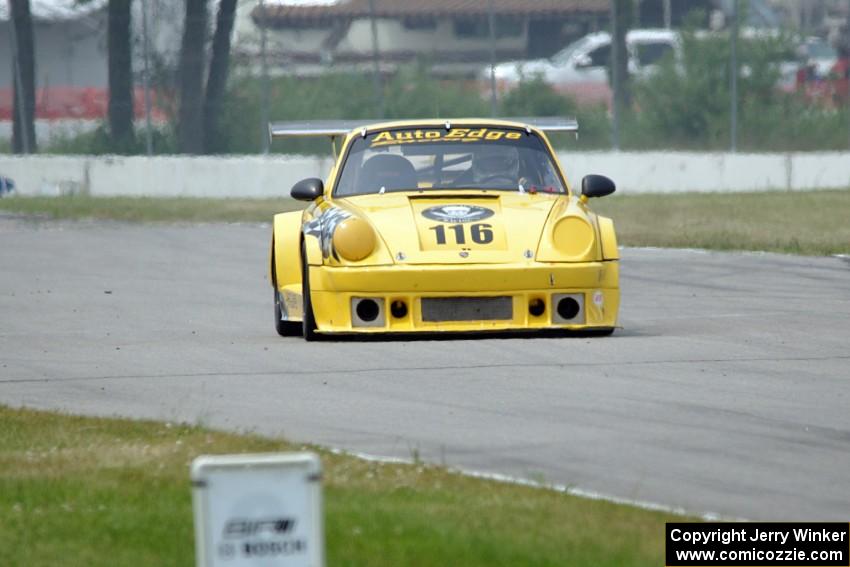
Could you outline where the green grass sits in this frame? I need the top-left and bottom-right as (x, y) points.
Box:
(0, 195), (303, 223)
(1, 189), (847, 255)
(0, 406), (675, 567)
(591, 189), (850, 256)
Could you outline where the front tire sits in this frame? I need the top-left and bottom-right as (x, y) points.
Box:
(301, 241), (319, 341)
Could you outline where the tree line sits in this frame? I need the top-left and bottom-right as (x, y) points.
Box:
(7, 0), (237, 155)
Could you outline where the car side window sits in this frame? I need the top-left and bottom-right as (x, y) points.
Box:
(635, 42), (674, 66)
(586, 44), (611, 68)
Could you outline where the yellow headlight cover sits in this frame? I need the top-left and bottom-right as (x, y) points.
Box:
(552, 216), (594, 259)
(333, 217), (376, 261)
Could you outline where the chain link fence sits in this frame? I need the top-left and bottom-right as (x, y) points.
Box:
(2, 0), (850, 156)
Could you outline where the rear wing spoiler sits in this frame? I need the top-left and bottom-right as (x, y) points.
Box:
(268, 118), (579, 140)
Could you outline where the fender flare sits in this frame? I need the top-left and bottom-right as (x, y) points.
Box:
(597, 215), (619, 260)
(271, 211), (309, 289)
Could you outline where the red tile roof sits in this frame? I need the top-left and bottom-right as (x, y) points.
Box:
(254, 0), (607, 26)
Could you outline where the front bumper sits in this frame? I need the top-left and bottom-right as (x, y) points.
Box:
(307, 261), (619, 334)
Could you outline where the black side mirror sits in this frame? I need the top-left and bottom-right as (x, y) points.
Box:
(291, 178), (324, 201)
(581, 174), (616, 198)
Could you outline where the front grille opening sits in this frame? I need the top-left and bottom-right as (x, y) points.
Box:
(421, 296), (512, 322)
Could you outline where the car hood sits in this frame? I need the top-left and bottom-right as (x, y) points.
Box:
(492, 59), (553, 80)
(340, 191), (561, 265)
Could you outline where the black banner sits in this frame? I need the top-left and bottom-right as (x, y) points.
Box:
(666, 523), (850, 566)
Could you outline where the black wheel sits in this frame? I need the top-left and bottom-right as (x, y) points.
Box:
(300, 241), (319, 341)
(274, 288), (302, 337)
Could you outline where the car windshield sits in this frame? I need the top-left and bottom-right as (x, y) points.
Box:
(550, 36), (595, 65)
(334, 127), (566, 197)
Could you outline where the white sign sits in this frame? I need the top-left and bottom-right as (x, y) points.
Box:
(191, 453), (324, 567)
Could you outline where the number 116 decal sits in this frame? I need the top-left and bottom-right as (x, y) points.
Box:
(429, 223), (494, 245)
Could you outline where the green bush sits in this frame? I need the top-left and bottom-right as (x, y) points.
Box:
(384, 62), (490, 119)
(15, 50), (850, 155)
(216, 65), (608, 155)
(630, 28), (850, 151)
(218, 62), (494, 154)
(501, 76), (577, 117)
(218, 72), (381, 155)
(42, 125), (177, 156)
(498, 76), (610, 149)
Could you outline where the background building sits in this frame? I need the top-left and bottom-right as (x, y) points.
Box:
(237, 0), (610, 77)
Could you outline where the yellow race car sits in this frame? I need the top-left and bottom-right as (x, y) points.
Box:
(269, 118), (619, 340)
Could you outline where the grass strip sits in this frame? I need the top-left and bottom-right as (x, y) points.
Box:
(591, 189), (850, 256)
(2, 189), (846, 255)
(0, 405), (675, 567)
(0, 195), (303, 223)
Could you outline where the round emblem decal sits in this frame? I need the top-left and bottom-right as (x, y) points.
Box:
(421, 204), (494, 223)
(593, 290), (604, 307)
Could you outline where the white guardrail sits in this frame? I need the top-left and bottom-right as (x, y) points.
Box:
(1, 152), (849, 198)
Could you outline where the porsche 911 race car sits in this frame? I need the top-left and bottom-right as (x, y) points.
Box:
(269, 118), (619, 340)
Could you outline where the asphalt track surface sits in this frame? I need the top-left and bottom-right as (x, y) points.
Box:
(1, 216), (848, 521)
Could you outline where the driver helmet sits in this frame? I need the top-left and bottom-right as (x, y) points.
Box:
(471, 144), (519, 184)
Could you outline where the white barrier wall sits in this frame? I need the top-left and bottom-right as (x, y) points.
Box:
(1, 152), (849, 197)
(0, 155), (335, 198)
(559, 152), (798, 193)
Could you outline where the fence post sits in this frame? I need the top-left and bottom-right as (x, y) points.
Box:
(730, 0), (739, 153)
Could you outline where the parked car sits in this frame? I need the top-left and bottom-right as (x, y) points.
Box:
(489, 29), (681, 104)
(797, 37), (838, 79)
(491, 28), (833, 105)
(779, 36), (838, 94)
